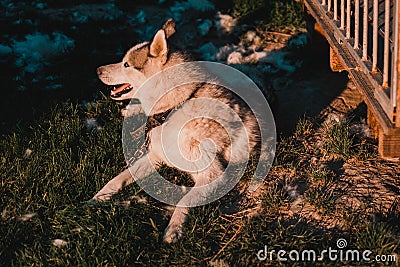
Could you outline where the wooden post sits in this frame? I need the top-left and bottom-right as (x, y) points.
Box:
(375, 1), (400, 158)
(367, 108), (379, 139)
(378, 129), (400, 157)
(396, 1), (400, 127)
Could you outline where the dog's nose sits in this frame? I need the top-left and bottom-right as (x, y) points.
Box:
(96, 67), (103, 76)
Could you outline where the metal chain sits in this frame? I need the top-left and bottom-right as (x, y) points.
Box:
(124, 100), (186, 168)
(126, 142), (147, 167)
(125, 123), (149, 168)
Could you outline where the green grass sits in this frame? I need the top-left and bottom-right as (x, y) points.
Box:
(266, 0), (306, 30)
(232, 0), (306, 30)
(310, 167), (337, 183)
(232, 0), (267, 20)
(294, 116), (314, 138)
(304, 183), (339, 214)
(262, 183), (292, 213)
(321, 119), (354, 159)
(355, 222), (398, 256)
(1, 97), (398, 266)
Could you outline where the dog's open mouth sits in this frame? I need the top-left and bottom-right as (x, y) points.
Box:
(110, 83), (133, 98)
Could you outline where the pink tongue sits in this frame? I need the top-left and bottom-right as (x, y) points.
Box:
(111, 83), (131, 95)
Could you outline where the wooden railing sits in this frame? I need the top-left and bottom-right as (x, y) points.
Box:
(304, 0), (400, 157)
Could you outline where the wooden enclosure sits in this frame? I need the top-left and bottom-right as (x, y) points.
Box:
(303, 0), (400, 158)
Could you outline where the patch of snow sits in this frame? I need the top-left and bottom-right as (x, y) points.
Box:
(72, 2), (123, 22)
(41, 3), (123, 25)
(17, 212), (37, 222)
(215, 44), (243, 61)
(24, 148), (33, 157)
(13, 18), (34, 26)
(12, 32), (74, 76)
(52, 239), (68, 248)
(0, 44), (12, 56)
(243, 51), (269, 63)
(84, 118), (102, 131)
(215, 43), (302, 74)
(227, 51), (244, 64)
(324, 114), (342, 125)
(197, 19), (212, 36)
(45, 84), (63, 90)
(134, 10), (146, 24)
(258, 51), (302, 73)
(170, 0), (215, 21)
(350, 118), (371, 139)
(287, 33), (308, 49)
(102, 3), (123, 21)
(284, 184), (300, 199)
(244, 31), (257, 43)
(35, 2), (46, 9)
(136, 25), (158, 40)
(43, 76), (63, 90)
(72, 11), (88, 23)
(215, 12), (237, 34)
(240, 31), (262, 50)
(196, 42), (217, 61)
(45, 75), (58, 81)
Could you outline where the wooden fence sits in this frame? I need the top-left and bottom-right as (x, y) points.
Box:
(303, 0), (400, 157)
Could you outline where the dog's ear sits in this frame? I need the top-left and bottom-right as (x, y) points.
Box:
(150, 29), (168, 63)
(162, 18), (176, 39)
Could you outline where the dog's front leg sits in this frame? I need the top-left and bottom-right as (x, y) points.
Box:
(91, 153), (157, 202)
(91, 168), (133, 202)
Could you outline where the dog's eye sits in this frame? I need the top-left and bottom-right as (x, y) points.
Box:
(124, 62), (129, 68)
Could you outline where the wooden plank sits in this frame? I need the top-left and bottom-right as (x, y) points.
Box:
(304, 0), (393, 132)
(396, 0), (400, 127)
(379, 128), (400, 157)
(367, 108), (380, 138)
(330, 47), (347, 72)
(368, 107), (400, 158)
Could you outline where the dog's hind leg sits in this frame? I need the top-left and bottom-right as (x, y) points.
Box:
(163, 160), (226, 243)
(90, 152), (158, 202)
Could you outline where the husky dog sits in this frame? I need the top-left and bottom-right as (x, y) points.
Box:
(93, 19), (268, 243)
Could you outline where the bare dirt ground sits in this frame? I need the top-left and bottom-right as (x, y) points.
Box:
(214, 28), (400, 253)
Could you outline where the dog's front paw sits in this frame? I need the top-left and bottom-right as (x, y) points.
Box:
(163, 223), (183, 243)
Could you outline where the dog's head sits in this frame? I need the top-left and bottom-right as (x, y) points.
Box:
(97, 18), (177, 100)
